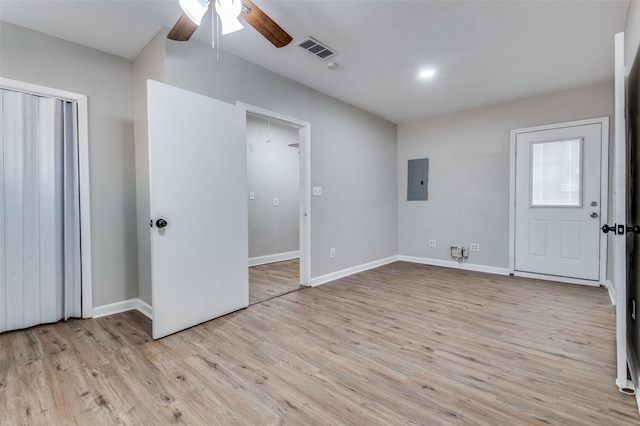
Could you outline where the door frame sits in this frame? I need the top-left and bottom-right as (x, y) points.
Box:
(509, 116), (609, 286)
(237, 102), (311, 286)
(0, 77), (93, 317)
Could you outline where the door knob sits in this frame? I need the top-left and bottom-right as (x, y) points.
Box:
(590, 212), (598, 218)
(156, 218), (168, 228)
(601, 224), (617, 234)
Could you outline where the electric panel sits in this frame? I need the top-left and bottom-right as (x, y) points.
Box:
(407, 158), (428, 201)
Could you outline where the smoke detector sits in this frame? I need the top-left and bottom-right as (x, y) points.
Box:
(295, 36), (337, 61)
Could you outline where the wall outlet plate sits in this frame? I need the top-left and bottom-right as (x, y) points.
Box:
(470, 243), (480, 251)
(249, 191), (255, 200)
(273, 198), (279, 206)
(428, 240), (436, 247)
(330, 248), (336, 258)
(313, 187), (322, 196)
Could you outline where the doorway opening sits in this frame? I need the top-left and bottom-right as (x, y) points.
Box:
(239, 103), (311, 304)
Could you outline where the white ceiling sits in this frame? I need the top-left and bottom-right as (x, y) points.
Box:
(0, 0), (630, 123)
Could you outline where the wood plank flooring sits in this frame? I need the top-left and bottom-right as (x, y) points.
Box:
(1, 261), (638, 425)
(249, 259), (300, 305)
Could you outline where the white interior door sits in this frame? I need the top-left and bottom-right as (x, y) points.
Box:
(147, 80), (248, 340)
(514, 121), (604, 281)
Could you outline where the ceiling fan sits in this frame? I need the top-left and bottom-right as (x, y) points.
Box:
(167, 0), (293, 48)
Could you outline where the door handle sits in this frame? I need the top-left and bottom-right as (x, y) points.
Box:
(590, 212), (598, 218)
(156, 218), (168, 228)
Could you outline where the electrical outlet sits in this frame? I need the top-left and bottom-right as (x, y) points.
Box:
(313, 187), (322, 196)
(249, 191), (255, 200)
(470, 243), (480, 251)
(330, 248), (336, 258)
(273, 198), (279, 206)
(428, 240), (436, 247)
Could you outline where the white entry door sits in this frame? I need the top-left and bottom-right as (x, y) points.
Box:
(147, 80), (248, 340)
(513, 120), (606, 281)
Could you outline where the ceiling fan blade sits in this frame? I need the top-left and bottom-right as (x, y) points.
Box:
(241, 0), (293, 48)
(168, 2), (214, 41)
(167, 13), (199, 41)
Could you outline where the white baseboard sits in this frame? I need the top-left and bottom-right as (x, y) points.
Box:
(249, 250), (300, 267)
(398, 255), (510, 276)
(137, 299), (153, 319)
(606, 280), (616, 306)
(310, 256), (399, 287)
(92, 298), (139, 318)
(92, 298), (153, 319)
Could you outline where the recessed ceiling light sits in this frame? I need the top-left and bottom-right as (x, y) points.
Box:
(419, 69), (436, 78)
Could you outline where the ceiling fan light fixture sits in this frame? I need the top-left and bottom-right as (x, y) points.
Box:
(216, 0), (244, 34)
(220, 16), (244, 34)
(179, 0), (209, 25)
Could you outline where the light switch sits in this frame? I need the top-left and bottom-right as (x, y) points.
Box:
(249, 191), (255, 200)
(273, 198), (279, 206)
(313, 187), (322, 196)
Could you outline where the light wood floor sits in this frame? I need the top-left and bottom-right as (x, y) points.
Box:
(249, 259), (300, 305)
(1, 262), (638, 425)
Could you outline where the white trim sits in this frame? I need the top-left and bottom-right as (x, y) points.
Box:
(606, 280), (617, 306)
(310, 256), (399, 287)
(399, 256), (510, 276)
(512, 271), (602, 287)
(599, 117), (610, 283)
(509, 127), (517, 275)
(249, 251), (300, 267)
(0, 77), (94, 318)
(509, 116), (610, 285)
(237, 102), (312, 287)
(1, 77), (84, 102)
(93, 298), (153, 320)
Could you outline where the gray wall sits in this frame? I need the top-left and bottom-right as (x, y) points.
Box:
(247, 116), (299, 259)
(397, 81), (614, 270)
(165, 39), (398, 278)
(0, 22), (138, 307)
(133, 30), (167, 306)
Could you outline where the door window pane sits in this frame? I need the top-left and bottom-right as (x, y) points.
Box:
(531, 139), (582, 206)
